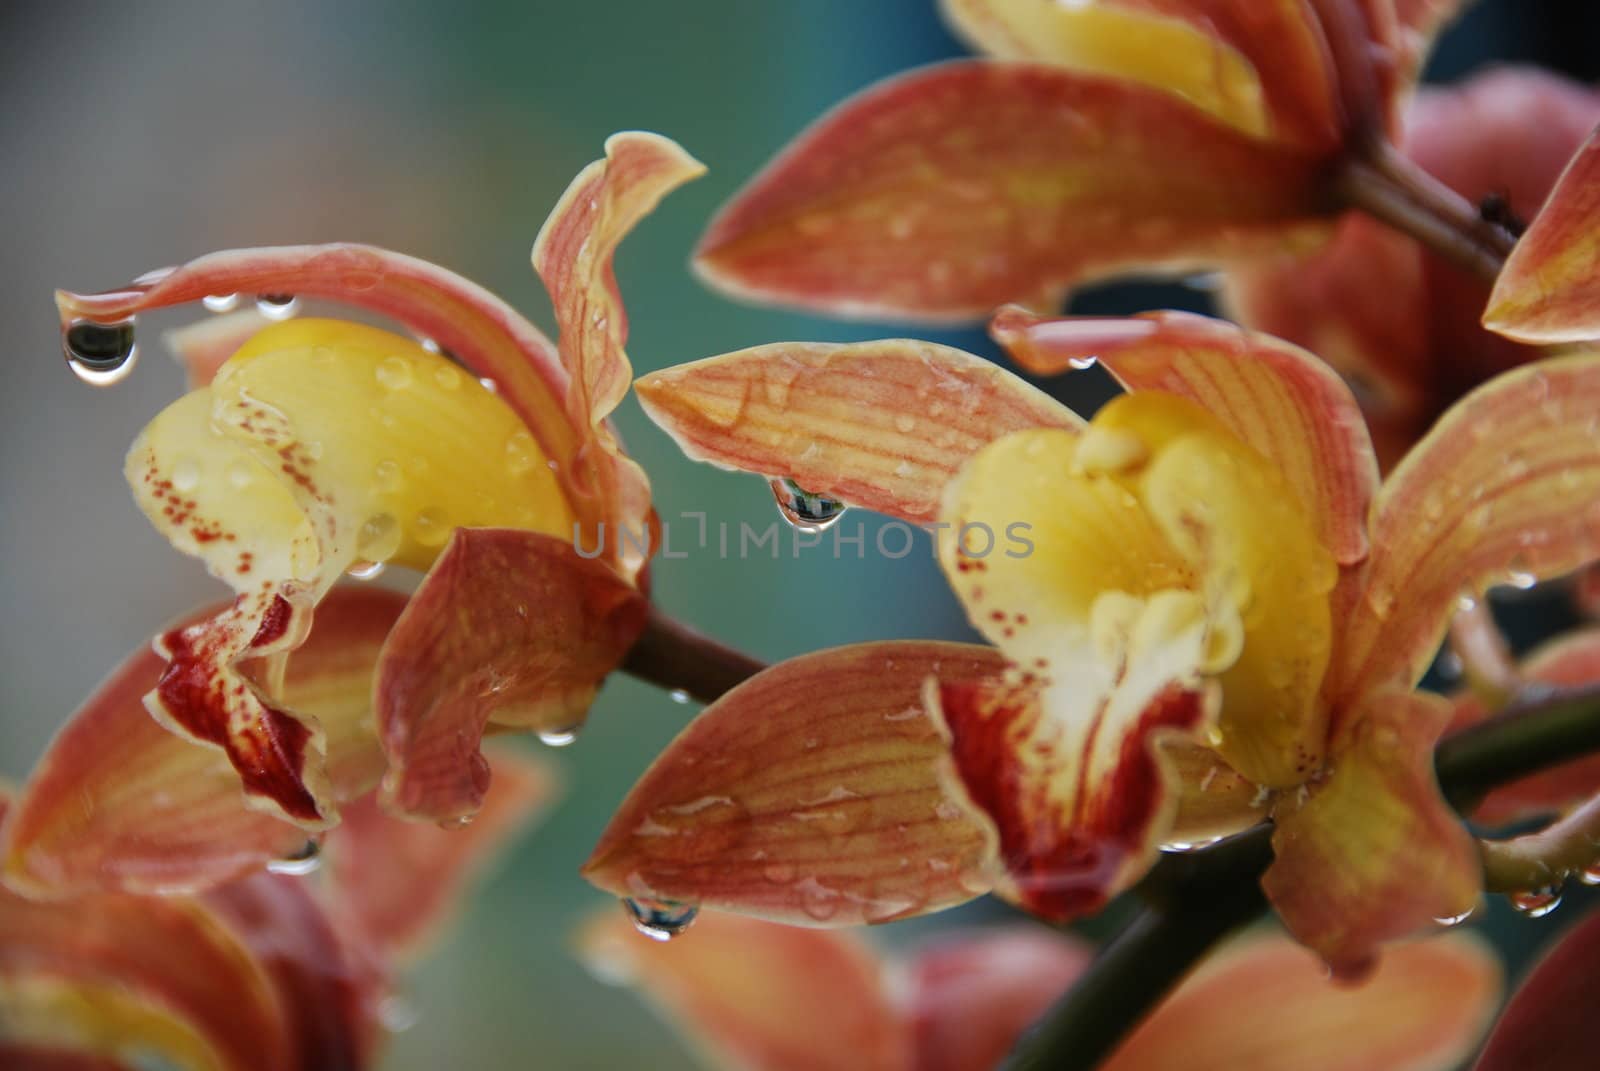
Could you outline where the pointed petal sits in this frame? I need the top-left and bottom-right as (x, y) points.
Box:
(3, 587), (408, 897)
(1476, 903), (1600, 1071)
(1485, 128), (1600, 343)
(938, 0), (1339, 147)
(694, 61), (1331, 322)
(377, 529), (644, 824)
(635, 340), (1079, 523)
(1264, 690), (1480, 975)
(1107, 930), (1499, 1071)
(992, 307), (1379, 565)
(907, 928), (1092, 1071)
(331, 746), (557, 962)
(575, 909), (912, 1071)
(1332, 354), (1600, 701)
(1451, 629), (1600, 826)
(583, 642), (1005, 927)
(161, 310), (273, 389)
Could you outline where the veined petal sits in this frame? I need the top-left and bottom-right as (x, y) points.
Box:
(992, 307), (1378, 565)
(1332, 354), (1600, 703)
(1476, 903), (1600, 1071)
(377, 530), (643, 824)
(331, 746), (556, 962)
(575, 909), (911, 1071)
(130, 320), (572, 826)
(3, 587), (406, 898)
(908, 928), (1091, 1071)
(162, 310), (272, 389)
(635, 340), (1079, 524)
(1485, 128), (1600, 343)
(694, 61), (1331, 322)
(583, 643), (1005, 927)
(1105, 930), (1499, 1071)
(1264, 690), (1479, 975)
(1450, 629), (1600, 826)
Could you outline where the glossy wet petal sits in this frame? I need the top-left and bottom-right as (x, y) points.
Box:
(1106, 929), (1499, 1071)
(635, 340), (1078, 523)
(377, 529), (643, 824)
(583, 642), (1005, 927)
(992, 307), (1378, 566)
(162, 310), (272, 389)
(3, 587), (407, 897)
(576, 909), (911, 1071)
(1475, 903), (1600, 1071)
(694, 61), (1330, 322)
(1265, 690), (1479, 975)
(1332, 354), (1600, 704)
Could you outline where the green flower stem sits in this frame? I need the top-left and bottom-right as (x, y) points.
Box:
(1481, 791), (1600, 893)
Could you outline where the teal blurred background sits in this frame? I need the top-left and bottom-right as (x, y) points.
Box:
(1, 1), (1596, 1067)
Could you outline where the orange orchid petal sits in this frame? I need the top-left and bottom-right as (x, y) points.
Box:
(1332, 354), (1600, 703)
(329, 746), (556, 962)
(162, 309), (272, 389)
(1265, 690), (1480, 975)
(1485, 127), (1600, 343)
(1451, 629), (1600, 826)
(575, 909), (911, 1071)
(907, 928), (1092, 1071)
(1476, 903), (1600, 1071)
(583, 642), (1005, 926)
(635, 340), (1079, 524)
(3, 587), (407, 897)
(377, 529), (644, 824)
(1105, 930), (1499, 1071)
(938, 0), (1340, 148)
(694, 61), (1331, 322)
(991, 307), (1379, 565)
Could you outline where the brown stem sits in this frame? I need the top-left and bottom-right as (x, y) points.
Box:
(1482, 792), (1600, 892)
(620, 604), (767, 704)
(1449, 598), (1522, 708)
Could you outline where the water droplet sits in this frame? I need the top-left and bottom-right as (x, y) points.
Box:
(537, 725), (580, 747)
(1509, 886), (1563, 919)
(439, 814), (474, 830)
(376, 355), (414, 391)
(622, 897), (699, 941)
(202, 293), (240, 313)
(373, 459), (405, 496)
(266, 840), (321, 876)
(433, 364), (462, 391)
(226, 459), (257, 490)
(1067, 355), (1098, 370)
(255, 293), (300, 320)
(762, 862), (798, 884)
(346, 560), (386, 581)
(668, 688), (691, 705)
(170, 456), (201, 493)
(797, 877), (840, 921)
(356, 512), (401, 562)
(1433, 907), (1474, 927)
(63, 319), (139, 386)
(1506, 569), (1538, 591)
(479, 376), (499, 394)
(770, 477), (848, 533)
(894, 413), (916, 433)
(505, 430), (539, 476)
(413, 507), (450, 547)
(1579, 864), (1600, 887)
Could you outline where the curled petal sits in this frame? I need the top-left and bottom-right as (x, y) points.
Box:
(3, 587), (407, 897)
(1265, 690), (1479, 975)
(1476, 903), (1600, 1071)
(695, 61), (1331, 322)
(991, 307), (1379, 565)
(1451, 629), (1600, 826)
(1107, 930), (1499, 1071)
(908, 928), (1092, 1071)
(635, 340), (1078, 523)
(377, 529), (644, 824)
(330, 746), (557, 962)
(1163, 743), (1268, 846)
(1332, 354), (1600, 702)
(162, 310), (272, 389)
(575, 909), (911, 1071)
(583, 642), (1006, 926)
(1485, 127), (1600, 343)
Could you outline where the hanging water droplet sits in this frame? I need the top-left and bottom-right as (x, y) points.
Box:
(202, 293), (241, 313)
(1509, 886), (1563, 919)
(622, 897), (699, 941)
(1067, 355), (1098, 370)
(668, 688), (691, 705)
(346, 560), (386, 581)
(255, 293), (300, 320)
(1579, 863), (1600, 887)
(1506, 569), (1538, 591)
(770, 477), (847, 533)
(356, 512), (402, 562)
(63, 319), (139, 386)
(538, 725), (581, 748)
(266, 840), (322, 876)
(1433, 907), (1474, 927)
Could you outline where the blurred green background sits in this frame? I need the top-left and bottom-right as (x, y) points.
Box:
(2, 1), (1598, 1067)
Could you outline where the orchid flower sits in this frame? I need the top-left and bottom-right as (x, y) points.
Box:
(40, 133), (701, 851)
(599, 310), (1600, 973)
(0, 745), (550, 1070)
(575, 910), (1499, 1071)
(1226, 67), (1600, 466)
(692, 0), (1464, 321)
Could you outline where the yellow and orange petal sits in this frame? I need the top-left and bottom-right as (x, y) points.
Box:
(635, 339), (1078, 524)
(583, 642), (1005, 926)
(1264, 690), (1480, 975)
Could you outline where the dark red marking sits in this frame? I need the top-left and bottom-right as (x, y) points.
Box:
(249, 594), (294, 650)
